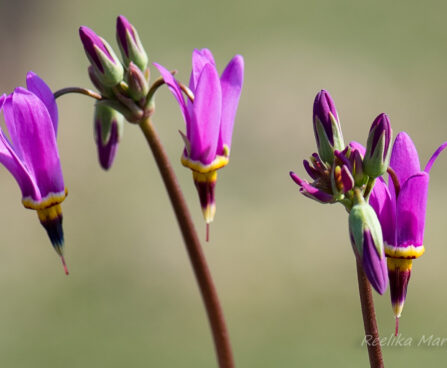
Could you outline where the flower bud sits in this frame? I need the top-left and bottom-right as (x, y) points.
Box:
(351, 150), (365, 186)
(79, 26), (124, 87)
(127, 62), (149, 101)
(349, 190), (388, 294)
(363, 113), (392, 178)
(94, 103), (124, 170)
(116, 15), (148, 71)
(313, 90), (345, 165)
(88, 66), (113, 97)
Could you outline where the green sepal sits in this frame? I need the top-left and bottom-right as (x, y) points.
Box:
(88, 38), (124, 87)
(364, 130), (392, 178)
(118, 28), (148, 71)
(94, 104), (124, 145)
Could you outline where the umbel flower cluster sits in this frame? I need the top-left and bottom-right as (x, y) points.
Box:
(0, 15), (244, 272)
(290, 90), (447, 329)
(80, 17), (244, 232)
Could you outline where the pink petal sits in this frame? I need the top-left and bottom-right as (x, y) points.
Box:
(369, 177), (396, 246)
(190, 64), (222, 164)
(0, 130), (39, 200)
(349, 141), (366, 157)
(189, 48), (216, 92)
(153, 62), (188, 121)
(4, 88), (64, 198)
(0, 95), (39, 200)
(289, 172), (333, 203)
(217, 54), (244, 155)
(389, 132), (421, 199)
(396, 172), (429, 247)
(26, 71), (58, 135)
(424, 141), (447, 173)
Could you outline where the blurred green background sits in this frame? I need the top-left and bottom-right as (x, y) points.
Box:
(1, 0), (447, 366)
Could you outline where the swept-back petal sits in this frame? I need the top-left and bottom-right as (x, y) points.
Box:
(26, 71), (58, 135)
(0, 94), (39, 200)
(424, 141), (447, 173)
(396, 172), (429, 247)
(5, 88), (64, 198)
(189, 48), (216, 92)
(153, 63), (188, 121)
(189, 63), (222, 164)
(217, 54), (244, 155)
(0, 130), (39, 200)
(370, 177), (396, 246)
(3, 95), (24, 160)
(389, 132), (421, 199)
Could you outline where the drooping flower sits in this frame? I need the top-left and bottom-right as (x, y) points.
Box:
(0, 72), (68, 273)
(153, 49), (244, 230)
(370, 132), (447, 327)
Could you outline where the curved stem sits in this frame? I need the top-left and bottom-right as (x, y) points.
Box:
(356, 259), (384, 368)
(54, 87), (102, 100)
(387, 167), (400, 197)
(139, 117), (235, 368)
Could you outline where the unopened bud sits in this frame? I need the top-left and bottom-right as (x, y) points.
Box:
(127, 62), (149, 101)
(79, 26), (124, 87)
(363, 113), (392, 178)
(313, 90), (345, 165)
(116, 15), (148, 71)
(349, 190), (388, 294)
(94, 104), (124, 170)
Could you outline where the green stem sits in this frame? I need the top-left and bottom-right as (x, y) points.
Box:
(364, 177), (376, 201)
(139, 117), (235, 368)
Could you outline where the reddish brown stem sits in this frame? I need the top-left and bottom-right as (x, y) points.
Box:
(54, 87), (102, 100)
(356, 260), (384, 368)
(139, 117), (234, 368)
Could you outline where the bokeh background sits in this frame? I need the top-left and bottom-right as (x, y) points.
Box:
(0, 0), (447, 366)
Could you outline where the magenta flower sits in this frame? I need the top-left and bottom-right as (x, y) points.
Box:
(154, 49), (244, 226)
(0, 72), (68, 272)
(370, 132), (447, 323)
